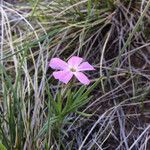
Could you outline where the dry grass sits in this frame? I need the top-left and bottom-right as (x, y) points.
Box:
(0, 0), (150, 149)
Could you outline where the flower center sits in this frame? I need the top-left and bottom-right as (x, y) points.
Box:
(70, 67), (76, 72)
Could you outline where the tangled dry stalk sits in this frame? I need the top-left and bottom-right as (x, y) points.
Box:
(0, 0), (150, 149)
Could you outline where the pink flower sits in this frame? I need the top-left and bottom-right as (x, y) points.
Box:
(49, 56), (95, 85)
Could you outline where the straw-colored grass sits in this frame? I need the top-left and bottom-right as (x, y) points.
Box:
(0, 0), (150, 149)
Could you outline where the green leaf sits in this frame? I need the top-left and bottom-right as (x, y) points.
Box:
(88, 0), (92, 16)
(73, 85), (86, 99)
(76, 111), (93, 117)
(62, 90), (73, 115)
(36, 116), (58, 139)
(45, 83), (60, 115)
(80, 77), (103, 99)
(63, 96), (92, 116)
(55, 91), (62, 114)
(0, 142), (7, 150)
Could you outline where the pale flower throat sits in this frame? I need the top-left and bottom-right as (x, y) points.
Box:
(70, 67), (76, 72)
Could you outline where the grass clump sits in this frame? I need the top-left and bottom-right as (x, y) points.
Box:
(0, 0), (150, 149)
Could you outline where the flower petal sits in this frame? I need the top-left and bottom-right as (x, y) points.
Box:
(74, 72), (90, 85)
(49, 58), (68, 70)
(53, 71), (73, 84)
(78, 62), (95, 71)
(68, 56), (83, 67)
